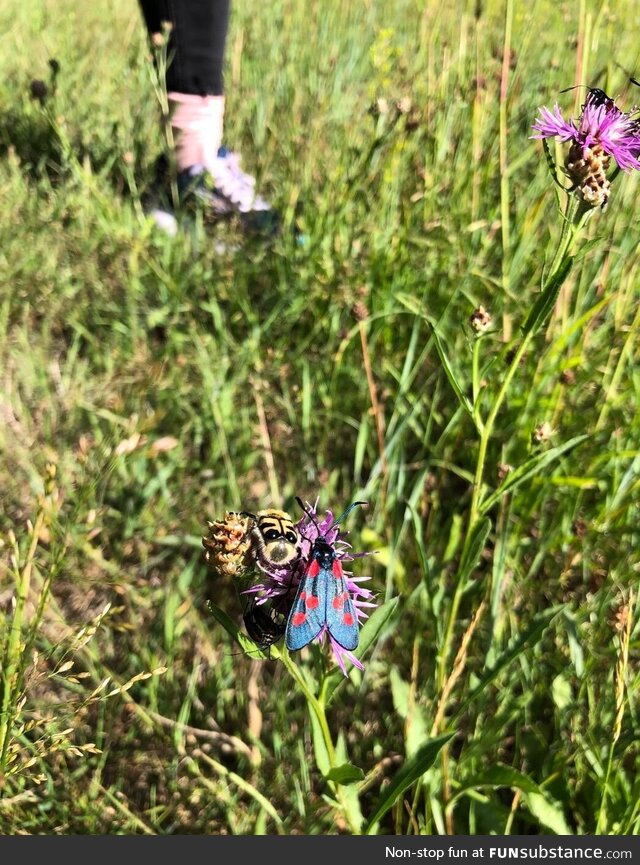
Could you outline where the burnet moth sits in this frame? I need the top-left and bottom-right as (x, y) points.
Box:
(285, 497), (367, 652)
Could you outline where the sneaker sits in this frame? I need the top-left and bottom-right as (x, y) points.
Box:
(174, 147), (280, 235)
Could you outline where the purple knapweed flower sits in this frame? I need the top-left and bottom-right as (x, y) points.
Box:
(531, 87), (640, 208)
(245, 500), (376, 674)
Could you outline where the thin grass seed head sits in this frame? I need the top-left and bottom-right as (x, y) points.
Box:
(531, 87), (640, 209)
(612, 592), (634, 744)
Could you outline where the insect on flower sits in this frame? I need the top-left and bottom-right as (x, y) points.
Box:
(560, 84), (615, 111)
(243, 508), (300, 569)
(242, 597), (286, 654)
(285, 498), (367, 652)
(531, 82), (640, 209)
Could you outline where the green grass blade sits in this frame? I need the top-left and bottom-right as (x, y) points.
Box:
(481, 435), (589, 514)
(364, 733), (455, 833)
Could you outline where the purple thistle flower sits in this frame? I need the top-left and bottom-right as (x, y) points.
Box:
(532, 89), (640, 169)
(245, 499), (376, 674)
(531, 88), (640, 208)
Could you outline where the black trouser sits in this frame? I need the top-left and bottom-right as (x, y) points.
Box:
(138, 0), (231, 96)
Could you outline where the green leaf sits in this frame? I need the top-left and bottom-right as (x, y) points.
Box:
(429, 324), (474, 421)
(458, 517), (492, 586)
(308, 707), (331, 778)
(522, 253), (574, 337)
(390, 667), (410, 719)
(481, 435), (589, 513)
(325, 763), (365, 785)
(364, 733), (455, 833)
(325, 596), (400, 704)
(450, 764), (541, 806)
(524, 792), (573, 835)
(562, 610), (585, 677)
(236, 632), (281, 661)
(389, 667), (430, 756)
(206, 601), (280, 660)
(551, 673), (572, 711)
(206, 602), (241, 641)
(394, 292), (423, 316)
(393, 297), (475, 424)
(405, 703), (430, 760)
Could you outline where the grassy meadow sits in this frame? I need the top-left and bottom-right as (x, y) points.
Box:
(1, 0), (639, 836)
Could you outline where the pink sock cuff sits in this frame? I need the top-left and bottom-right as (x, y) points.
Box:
(168, 93), (225, 171)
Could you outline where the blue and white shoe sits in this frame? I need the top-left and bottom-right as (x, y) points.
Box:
(147, 147), (280, 237)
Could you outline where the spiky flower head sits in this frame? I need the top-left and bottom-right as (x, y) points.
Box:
(531, 87), (640, 209)
(245, 501), (376, 675)
(202, 511), (253, 579)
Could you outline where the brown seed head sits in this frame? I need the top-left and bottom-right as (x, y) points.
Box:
(572, 519), (587, 538)
(202, 511), (253, 578)
(497, 463), (513, 483)
(613, 603), (630, 633)
(565, 143), (612, 210)
(532, 421), (553, 444)
(353, 300), (369, 321)
(470, 305), (493, 333)
(29, 79), (48, 103)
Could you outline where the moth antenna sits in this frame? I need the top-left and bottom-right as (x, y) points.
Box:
(295, 496), (321, 534)
(329, 500), (368, 532)
(630, 77), (640, 88)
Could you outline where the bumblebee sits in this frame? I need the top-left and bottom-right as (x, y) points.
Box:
(202, 511), (253, 579)
(243, 508), (300, 569)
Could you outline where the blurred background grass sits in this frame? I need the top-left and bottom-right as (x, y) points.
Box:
(0, 0), (638, 835)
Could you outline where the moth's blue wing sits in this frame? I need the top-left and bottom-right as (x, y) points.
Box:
(325, 559), (359, 651)
(285, 560), (326, 651)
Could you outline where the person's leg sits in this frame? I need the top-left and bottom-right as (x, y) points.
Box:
(139, 0), (275, 229)
(139, 0), (228, 170)
(139, 0), (229, 96)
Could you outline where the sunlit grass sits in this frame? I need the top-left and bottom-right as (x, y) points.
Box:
(0, 0), (638, 835)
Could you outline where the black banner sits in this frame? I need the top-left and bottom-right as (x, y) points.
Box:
(0, 834), (638, 863)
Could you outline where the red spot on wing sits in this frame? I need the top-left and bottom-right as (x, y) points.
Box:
(306, 595), (319, 610)
(308, 560), (320, 578)
(299, 591), (307, 601)
(332, 596), (344, 610)
(343, 613), (354, 626)
(292, 612), (306, 626)
(332, 559), (343, 578)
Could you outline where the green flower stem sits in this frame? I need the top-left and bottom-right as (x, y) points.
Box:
(280, 651), (361, 834)
(471, 337), (484, 432)
(595, 744), (615, 834)
(437, 195), (584, 693)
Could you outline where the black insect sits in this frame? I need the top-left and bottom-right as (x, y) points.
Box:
(242, 598), (286, 655)
(560, 84), (615, 112)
